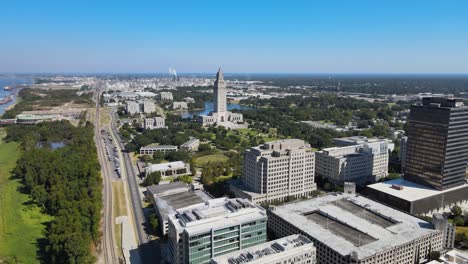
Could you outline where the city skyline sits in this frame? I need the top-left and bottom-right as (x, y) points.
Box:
(2, 0), (468, 74)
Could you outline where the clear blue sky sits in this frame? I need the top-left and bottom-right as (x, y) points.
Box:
(1, 0), (468, 73)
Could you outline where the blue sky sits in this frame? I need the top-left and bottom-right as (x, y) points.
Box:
(1, 0), (468, 73)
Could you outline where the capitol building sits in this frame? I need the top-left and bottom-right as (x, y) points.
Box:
(197, 68), (244, 127)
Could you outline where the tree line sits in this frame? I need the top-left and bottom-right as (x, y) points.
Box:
(5, 121), (102, 264)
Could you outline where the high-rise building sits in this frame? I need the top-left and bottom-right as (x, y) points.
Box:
(404, 97), (468, 190)
(198, 68), (243, 127)
(231, 139), (316, 204)
(168, 198), (267, 264)
(400, 136), (408, 173)
(315, 138), (389, 185)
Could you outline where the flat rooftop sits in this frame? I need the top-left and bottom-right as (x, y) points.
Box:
(367, 178), (468, 202)
(147, 161), (187, 172)
(211, 235), (314, 264)
(170, 198), (267, 236)
(270, 193), (438, 259)
(155, 190), (212, 221)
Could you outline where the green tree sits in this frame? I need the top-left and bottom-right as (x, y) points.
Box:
(451, 205), (463, 216)
(143, 172), (162, 186)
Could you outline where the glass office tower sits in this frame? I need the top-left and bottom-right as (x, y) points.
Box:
(404, 97), (468, 190)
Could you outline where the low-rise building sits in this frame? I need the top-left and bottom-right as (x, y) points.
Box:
(146, 161), (191, 178)
(180, 137), (200, 152)
(268, 193), (444, 264)
(210, 234), (316, 264)
(427, 250), (468, 263)
(144, 117), (167, 129)
(140, 144), (177, 155)
(173, 101), (189, 110)
(366, 178), (468, 215)
(146, 182), (212, 235)
(168, 198), (267, 264)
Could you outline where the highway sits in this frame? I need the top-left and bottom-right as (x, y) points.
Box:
(108, 109), (149, 247)
(94, 90), (119, 264)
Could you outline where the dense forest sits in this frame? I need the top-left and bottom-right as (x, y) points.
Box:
(5, 121), (102, 264)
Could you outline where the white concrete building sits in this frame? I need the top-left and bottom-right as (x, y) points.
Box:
(198, 68), (244, 127)
(160, 92), (173, 101)
(268, 193), (444, 264)
(146, 182), (212, 236)
(146, 161), (190, 178)
(173, 101), (189, 110)
(315, 138), (389, 185)
(427, 250), (468, 264)
(180, 137), (200, 152)
(210, 235), (316, 264)
(144, 117), (167, 129)
(231, 139), (316, 204)
(143, 99), (156, 113)
(126, 100), (141, 115)
(140, 144), (177, 155)
(168, 198), (267, 264)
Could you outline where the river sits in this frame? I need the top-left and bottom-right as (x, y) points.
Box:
(0, 77), (33, 115)
(180, 101), (253, 119)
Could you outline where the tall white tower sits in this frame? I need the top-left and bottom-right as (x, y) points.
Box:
(213, 68), (227, 122)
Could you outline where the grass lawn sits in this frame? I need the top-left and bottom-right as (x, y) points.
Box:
(112, 181), (127, 257)
(457, 226), (468, 236)
(194, 154), (229, 167)
(0, 129), (53, 263)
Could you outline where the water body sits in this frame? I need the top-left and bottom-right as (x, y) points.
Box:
(0, 77), (33, 115)
(180, 101), (253, 119)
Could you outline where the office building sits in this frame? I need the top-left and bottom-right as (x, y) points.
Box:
(210, 235), (316, 264)
(146, 182), (212, 235)
(180, 137), (200, 152)
(143, 99), (156, 113)
(366, 178), (468, 215)
(315, 138), (389, 186)
(173, 101), (189, 110)
(198, 68), (243, 127)
(160, 92), (174, 101)
(144, 117), (167, 129)
(231, 139), (316, 204)
(168, 198), (267, 264)
(268, 193), (444, 264)
(126, 100), (141, 115)
(432, 213), (455, 249)
(404, 97), (468, 190)
(427, 250), (468, 264)
(146, 161), (191, 178)
(400, 136), (408, 172)
(140, 144), (177, 155)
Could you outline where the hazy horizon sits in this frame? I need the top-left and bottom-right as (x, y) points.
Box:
(2, 0), (468, 73)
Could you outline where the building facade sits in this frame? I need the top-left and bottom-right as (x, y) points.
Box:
(210, 235), (316, 264)
(143, 99), (156, 113)
(198, 68), (244, 126)
(168, 198), (267, 264)
(404, 97), (468, 190)
(126, 100), (141, 115)
(268, 193), (444, 264)
(144, 117), (167, 129)
(231, 139), (316, 204)
(180, 137), (200, 152)
(315, 139), (389, 186)
(146, 161), (191, 178)
(140, 144), (178, 155)
(160, 92), (174, 101)
(400, 136), (408, 173)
